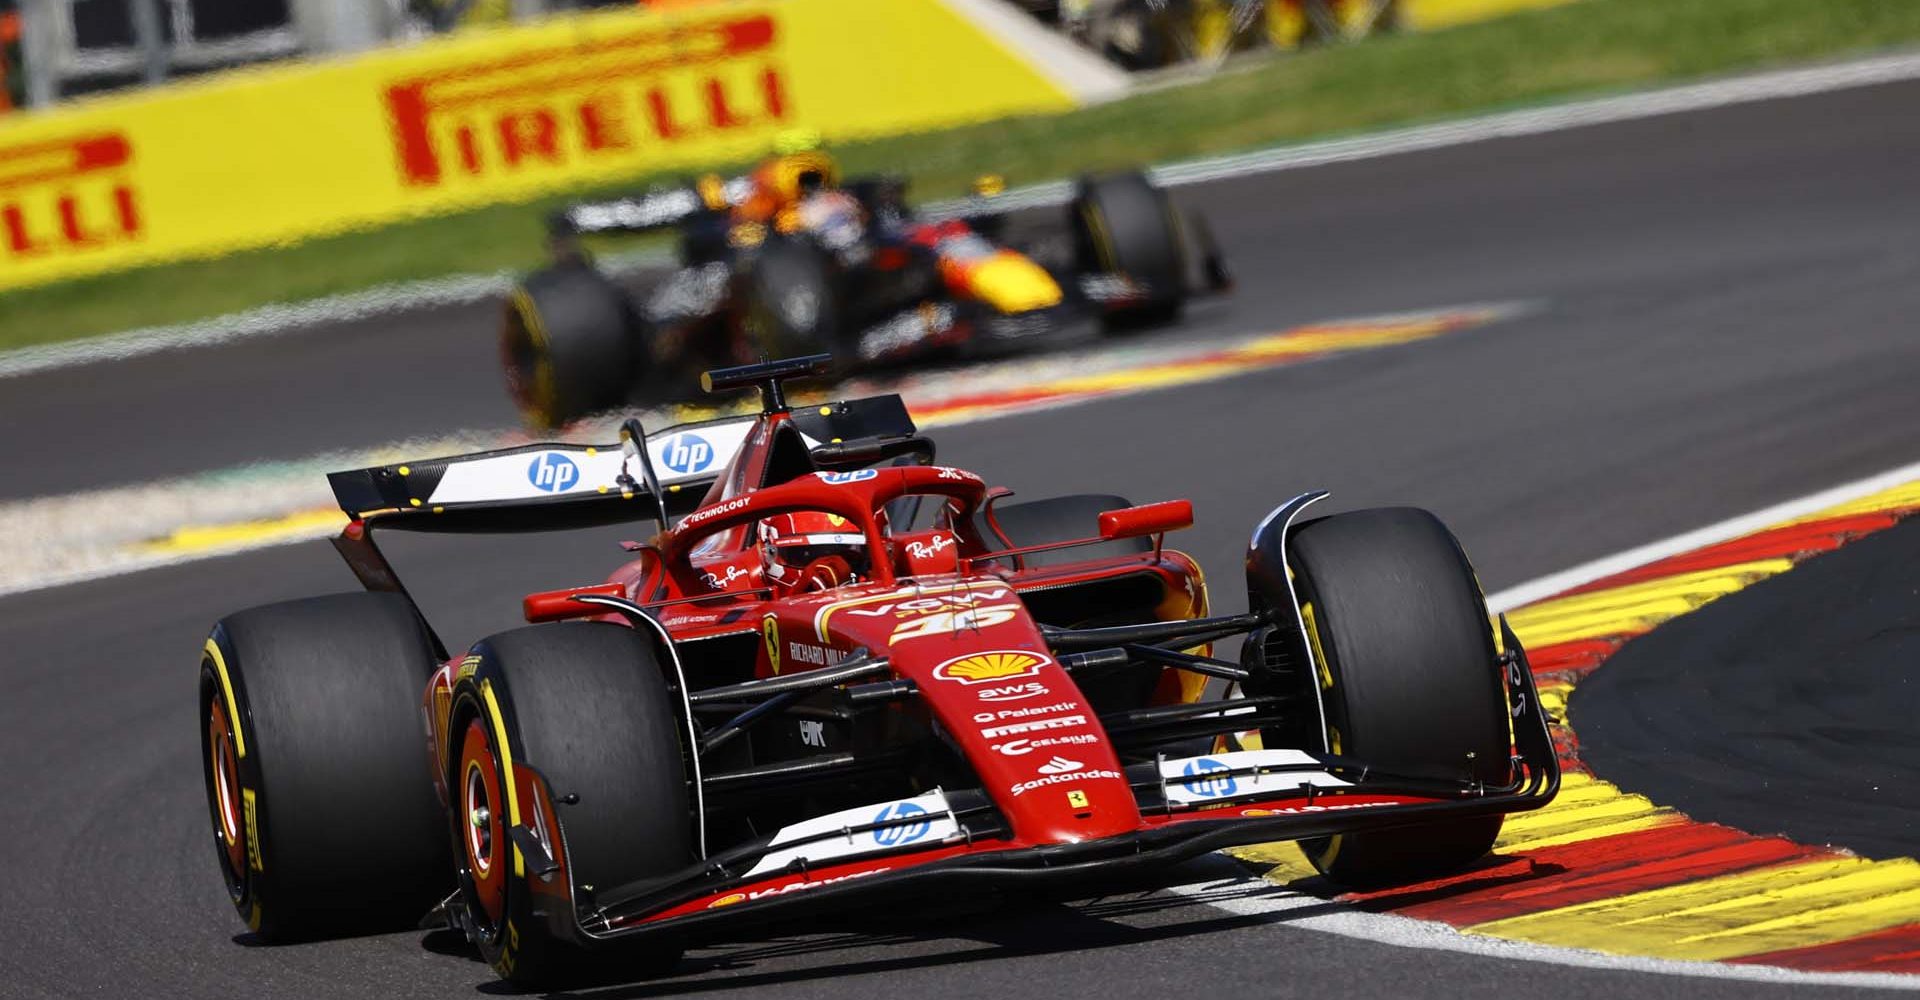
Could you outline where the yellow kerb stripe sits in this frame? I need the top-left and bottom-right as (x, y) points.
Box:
(1781, 480), (1920, 525)
(1470, 855), (1920, 962)
(1506, 559), (1794, 648)
(1494, 770), (1676, 853)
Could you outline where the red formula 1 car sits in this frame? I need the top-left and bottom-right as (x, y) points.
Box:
(198, 355), (1556, 986)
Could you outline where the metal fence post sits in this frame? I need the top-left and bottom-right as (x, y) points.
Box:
(130, 0), (168, 84)
(18, 0), (56, 107)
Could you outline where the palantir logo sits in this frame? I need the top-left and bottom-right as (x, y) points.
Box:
(871, 802), (931, 847)
(661, 433), (714, 475)
(526, 452), (580, 493)
(1180, 758), (1238, 798)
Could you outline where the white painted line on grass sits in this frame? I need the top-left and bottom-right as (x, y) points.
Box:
(7, 48), (1920, 380)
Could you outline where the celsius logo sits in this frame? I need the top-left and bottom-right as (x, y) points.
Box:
(1180, 758), (1238, 798)
(871, 802), (931, 847)
(526, 452), (579, 492)
(661, 433), (714, 474)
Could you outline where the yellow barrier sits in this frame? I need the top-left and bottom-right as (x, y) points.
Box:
(0, 1), (1075, 291)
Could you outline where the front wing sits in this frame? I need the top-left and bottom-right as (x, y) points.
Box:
(490, 634), (1558, 951)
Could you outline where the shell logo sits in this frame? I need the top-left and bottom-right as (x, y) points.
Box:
(933, 650), (1048, 685)
(708, 892), (748, 909)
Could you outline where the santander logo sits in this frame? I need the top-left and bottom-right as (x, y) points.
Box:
(1038, 756), (1083, 775)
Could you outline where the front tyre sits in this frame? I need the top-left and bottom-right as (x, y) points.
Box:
(198, 592), (449, 940)
(741, 237), (841, 360)
(1285, 507), (1510, 887)
(451, 623), (692, 987)
(1071, 171), (1188, 329)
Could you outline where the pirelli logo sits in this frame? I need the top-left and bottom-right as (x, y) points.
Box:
(0, 132), (142, 261)
(384, 13), (788, 188)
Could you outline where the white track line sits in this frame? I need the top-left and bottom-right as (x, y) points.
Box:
(7, 48), (1920, 380)
(1485, 455), (1920, 612)
(1168, 860), (1920, 991)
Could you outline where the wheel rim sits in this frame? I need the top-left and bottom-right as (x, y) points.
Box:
(458, 719), (507, 927)
(205, 696), (247, 893)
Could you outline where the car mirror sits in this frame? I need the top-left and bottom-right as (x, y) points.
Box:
(1098, 500), (1193, 540)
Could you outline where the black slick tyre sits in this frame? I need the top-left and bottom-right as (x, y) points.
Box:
(1284, 507), (1510, 888)
(1071, 171), (1188, 329)
(450, 622), (691, 987)
(501, 261), (640, 430)
(741, 237), (840, 359)
(198, 592), (449, 940)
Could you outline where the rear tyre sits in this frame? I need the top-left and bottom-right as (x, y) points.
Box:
(1071, 171), (1188, 329)
(1284, 507), (1510, 888)
(502, 261), (642, 430)
(198, 592), (449, 941)
(452, 623), (691, 987)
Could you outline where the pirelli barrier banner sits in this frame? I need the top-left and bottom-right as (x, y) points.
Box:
(0, 1), (1080, 292)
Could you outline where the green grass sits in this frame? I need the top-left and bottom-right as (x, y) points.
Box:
(6, 0), (1920, 350)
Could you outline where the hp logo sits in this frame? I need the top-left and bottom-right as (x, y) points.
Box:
(1179, 758), (1238, 799)
(661, 433), (714, 475)
(526, 452), (580, 493)
(871, 802), (931, 847)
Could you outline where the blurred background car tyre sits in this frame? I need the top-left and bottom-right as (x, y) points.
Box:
(1072, 170), (1190, 329)
(501, 260), (640, 431)
(741, 236), (844, 363)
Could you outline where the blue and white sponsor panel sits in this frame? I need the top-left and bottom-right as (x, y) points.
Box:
(744, 789), (958, 878)
(427, 447), (632, 504)
(420, 418), (775, 505)
(648, 419), (763, 484)
(1156, 749), (1350, 808)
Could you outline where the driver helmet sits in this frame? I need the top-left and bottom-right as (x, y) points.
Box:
(760, 511), (870, 586)
(796, 189), (867, 252)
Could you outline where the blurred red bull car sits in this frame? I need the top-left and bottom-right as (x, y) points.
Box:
(501, 145), (1230, 428)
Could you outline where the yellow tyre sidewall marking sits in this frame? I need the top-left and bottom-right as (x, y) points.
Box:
(479, 679), (525, 878)
(203, 638), (245, 759)
(507, 288), (558, 428)
(1299, 600), (1345, 871)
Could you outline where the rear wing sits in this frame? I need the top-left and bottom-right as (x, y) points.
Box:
(327, 394), (917, 534)
(551, 175), (752, 237)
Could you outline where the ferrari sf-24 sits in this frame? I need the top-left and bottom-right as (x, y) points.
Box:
(199, 355), (1556, 986)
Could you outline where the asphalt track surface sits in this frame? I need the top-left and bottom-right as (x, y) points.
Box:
(6, 77), (1920, 998)
(1575, 513), (1920, 864)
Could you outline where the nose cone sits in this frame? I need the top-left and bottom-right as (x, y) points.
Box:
(968, 252), (1064, 313)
